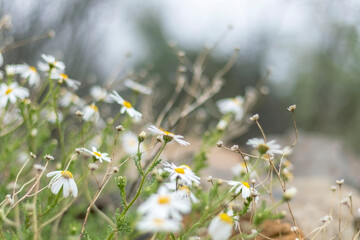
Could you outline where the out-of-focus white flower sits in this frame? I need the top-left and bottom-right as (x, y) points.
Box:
(231, 163), (254, 177)
(228, 181), (259, 203)
(247, 138), (283, 155)
(46, 170), (78, 198)
(0, 82), (29, 107)
(137, 216), (180, 233)
(164, 182), (199, 206)
(122, 131), (141, 155)
(83, 103), (100, 121)
(148, 125), (190, 146)
(51, 72), (80, 90)
(41, 108), (63, 124)
(90, 86), (113, 103)
(110, 90), (142, 118)
(124, 79), (152, 95)
(38, 54), (65, 72)
(58, 89), (85, 108)
(16, 64), (40, 87)
(208, 212), (233, 240)
(216, 96), (244, 121)
(138, 186), (190, 220)
(5, 64), (17, 76)
(82, 147), (111, 163)
(216, 119), (229, 131)
(163, 162), (200, 186)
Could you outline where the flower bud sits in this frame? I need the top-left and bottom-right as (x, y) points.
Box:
(116, 125), (124, 131)
(44, 154), (54, 161)
(283, 187), (297, 201)
(138, 131), (146, 142)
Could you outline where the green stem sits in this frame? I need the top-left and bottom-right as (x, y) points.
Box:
(121, 141), (167, 216)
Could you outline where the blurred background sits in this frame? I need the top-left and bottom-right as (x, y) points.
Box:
(2, 0), (360, 236)
(2, 0), (360, 149)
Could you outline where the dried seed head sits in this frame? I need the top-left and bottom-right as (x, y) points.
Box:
(249, 114), (259, 121)
(250, 179), (256, 185)
(244, 156), (250, 161)
(156, 135), (164, 143)
(112, 167), (119, 173)
(231, 145), (239, 152)
(290, 226), (298, 232)
(75, 110), (84, 116)
(5, 194), (14, 206)
(75, 148), (82, 154)
(30, 152), (37, 159)
(287, 105), (297, 111)
(216, 140), (223, 147)
(44, 154), (54, 161)
(89, 163), (98, 171)
(207, 176), (213, 182)
(330, 185), (337, 192)
(320, 215), (332, 223)
(116, 125), (124, 131)
(34, 164), (44, 172)
(336, 179), (344, 185)
(232, 204), (242, 213)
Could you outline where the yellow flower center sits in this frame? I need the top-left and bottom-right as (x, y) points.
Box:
(174, 168), (185, 174)
(61, 170), (73, 178)
(60, 73), (69, 79)
(180, 164), (192, 170)
(158, 196), (170, 205)
(123, 101), (132, 108)
(93, 151), (102, 157)
(219, 213), (233, 224)
(232, 97), (242, 106)
(153, 218), (164, 225)
(179, 186), (190, 194)
(90, 104), (98, 112)
(29, 66), (37, 72)
(5, 88), (13, 95)
(242, 181), (250, 188)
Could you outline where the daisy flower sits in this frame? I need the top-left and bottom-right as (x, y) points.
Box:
(216, 96), (244, 121)
(148, 125), (190, 146)
(163, 162), (200, 186)
(231, 163), (255, 178)
(138, 186), (190, 220)
(51, 72), (81, 90)
(208, 212), (233, 240)
(58, 89), (85, 108)
(228, 181), (259, 203)
(110, 90), (142, 118)
(124, 79), (152, 95)
(90, 86), (113, 103)
(137, 216), (180, 233)
(46, 170), (78, 198)
(5, 65), (17, 77)
(16, 64), (40, 87)
(41, 108), (63, 124)
(246, 138), (283, 155)
(38, 54), (65, 72)
(164, 182), (199, 206)
(83, 103), (100, 122)
(0, 82), (29, 107)
(82, 147), (111, 163)
(122, 131), (142, 155)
